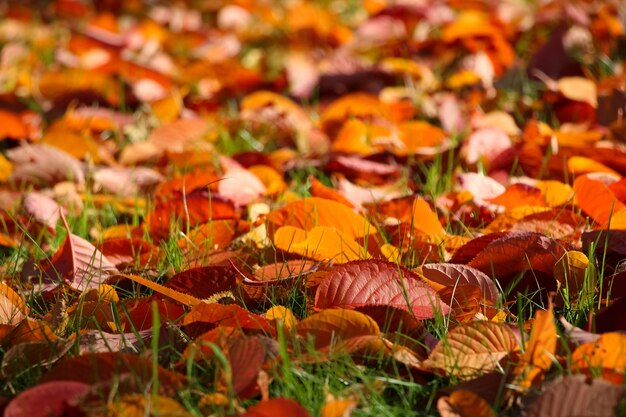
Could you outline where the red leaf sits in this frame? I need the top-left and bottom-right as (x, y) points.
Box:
(467, 232), (568, 277)
(4, 381), (90, 417)
(418, 263), (499, 304)
(315, 260), (449, 319)
(165, 265), (239, 299)
(100, 237), (157, 267)
(40, 352), (184, 392)
(40, 213), (119, 292)
(147, 190), (238, 238)
(119, 296), (185, 331)
(226, 335), (266, 396)
(242, 398), (310, 417)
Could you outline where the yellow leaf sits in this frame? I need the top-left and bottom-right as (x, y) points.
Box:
(248, 165), (287, 195)
(535, 180), (573, 207)
(567, 156), (620, 177)
(608, 208), (626, 229)
(268, 197), (375, 239)
(331, 119), (374, 156)
(558, 77), (597, 108)
(107, 394), (191, 417)
(42, 120), (100, 162)
(273, 225), (370, 263)
(442, 11), (496, 42)
(555, 131), (603, 147)
(265, 306), (298, 330)
(0, 154), (12, 183)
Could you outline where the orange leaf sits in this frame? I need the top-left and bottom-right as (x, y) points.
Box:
(122, 273), (202, 307)
(320, 399), (357, 417)
(514, 302), (557, 389)
(488, 183), (546, 211)
(296, 308), (379, 350)
(0, 109), (28, 140)
(573, 175), (625, 227)
(411, 198), (446, 241)
(309, 177), (354, 208)
(267, 197), (374, 239)
(437, 390), (495, 417)
(571, 332), (626, 383)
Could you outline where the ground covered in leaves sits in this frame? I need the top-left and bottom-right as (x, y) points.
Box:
(1, 0), (626, 416)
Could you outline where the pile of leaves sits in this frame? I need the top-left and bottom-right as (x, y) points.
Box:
(0, 0), (626, 415)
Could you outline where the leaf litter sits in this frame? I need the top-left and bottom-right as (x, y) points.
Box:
(0, 1), (625, 416)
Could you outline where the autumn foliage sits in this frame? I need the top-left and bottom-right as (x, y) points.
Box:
(0, 0), (625, 416)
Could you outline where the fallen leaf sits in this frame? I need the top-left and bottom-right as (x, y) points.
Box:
(437, 390), (495, 417)
(4, 381), (90, 417)
(315, 260), (449, 319)
(424, 321), (519, 380)
(524, 376), (624, 417)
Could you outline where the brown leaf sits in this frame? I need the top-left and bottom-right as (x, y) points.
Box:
(147, 190), (238, 238)
(524, 376), (624, 417)
(100, 237), (157, 267)
(424, 321), (519, 380)
(40, 352), (184, 393)
(1, 339), (74, 378)
(297, 308), (379, 351)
